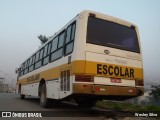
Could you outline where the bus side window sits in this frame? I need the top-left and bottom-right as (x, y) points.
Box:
(71, 23), (76, 41)
(58, 32), (65, 48)
(51, 37), (58, 52)
(29, 57), (33, 66)
(24, 60), (29, 74)
(47, 42), (51, 55)
(28, 56), (32, 72)
(43, 42), (51, 66)
(65, 23), (76, 55)
(20, 64), (24, 76)
(35, 48), (43, 69)
(43, 44), (48, 57)
(29, 55), (35, 72)
(39, 48), (44, 60)
(65, 25), (71, 44)
(51, 31), (65, 62)
(21, 62), (25, 76)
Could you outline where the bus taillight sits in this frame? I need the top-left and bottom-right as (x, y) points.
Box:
(75, 75), (94, 82)
(135, 80), (144, 86)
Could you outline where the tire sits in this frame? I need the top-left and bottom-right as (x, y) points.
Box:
(40, 84), (52, 108)
(20, 94), (25, 99)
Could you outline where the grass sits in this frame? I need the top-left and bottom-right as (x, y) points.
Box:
(95, 100), (160, 112)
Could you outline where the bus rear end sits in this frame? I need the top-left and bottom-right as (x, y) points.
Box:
(72, 11), (143, 107)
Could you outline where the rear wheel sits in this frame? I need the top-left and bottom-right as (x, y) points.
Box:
(40, 84), (52, 108)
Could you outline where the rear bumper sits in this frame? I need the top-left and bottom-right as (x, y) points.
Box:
(73, 83), (144, 97)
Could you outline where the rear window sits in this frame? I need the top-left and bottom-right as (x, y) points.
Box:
(87, 16), (140, 53)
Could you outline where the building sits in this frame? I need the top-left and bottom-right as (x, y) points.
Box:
(0, 77), (9, 93)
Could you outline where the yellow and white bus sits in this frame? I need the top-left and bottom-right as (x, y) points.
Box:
(16, 10), (144, 108)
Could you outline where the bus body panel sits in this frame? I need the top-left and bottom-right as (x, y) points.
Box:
(21, 83), (39, 96)
(85, 51), (143, 80)
(46, 80), (59, 99)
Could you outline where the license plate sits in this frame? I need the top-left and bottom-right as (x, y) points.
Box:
(110, 78), (122, 83)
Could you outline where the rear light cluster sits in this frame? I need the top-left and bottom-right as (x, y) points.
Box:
(75, 75), (94, 82)
(135, 80), (144, 86)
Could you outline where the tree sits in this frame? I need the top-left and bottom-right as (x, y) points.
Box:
(38, 35), (48, 45)
(149, 84), (160, 101)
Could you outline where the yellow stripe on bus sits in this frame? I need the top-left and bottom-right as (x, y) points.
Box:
(17, 60), (143, 85)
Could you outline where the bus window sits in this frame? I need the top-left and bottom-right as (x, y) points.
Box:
(20, 63), (24, 76)
(29, 57), (33, 67)
(58, 31), (65, 48)
(43, 42), (51, 65)
(71, 23), (76, 41)
(65, 42), (74, 55)
(39, 48), (44, 60)
(51, 49), (63, 61)
(29, 54), (35, 72)
(47, 42), (51, 55)
(65, 23), (76, 55)
(35, 49), (43, 69)
(51, 37), (58, 52)
(50, 31), (65, 62)
(87, 17), (140, 53)
(43, 44), (48, 57)
(35, 51), (40, 63)
(66, 25), (72, 44)
(23, 62), (27, 74)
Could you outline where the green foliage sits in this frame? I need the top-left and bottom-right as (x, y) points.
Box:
(95, 101), (160, 112)
(145, 105), (160, 111)
(149, 84), (160, 101)
(38, 35), (48, 44)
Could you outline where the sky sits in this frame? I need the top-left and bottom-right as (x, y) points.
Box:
(0, 0), (160, 87)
